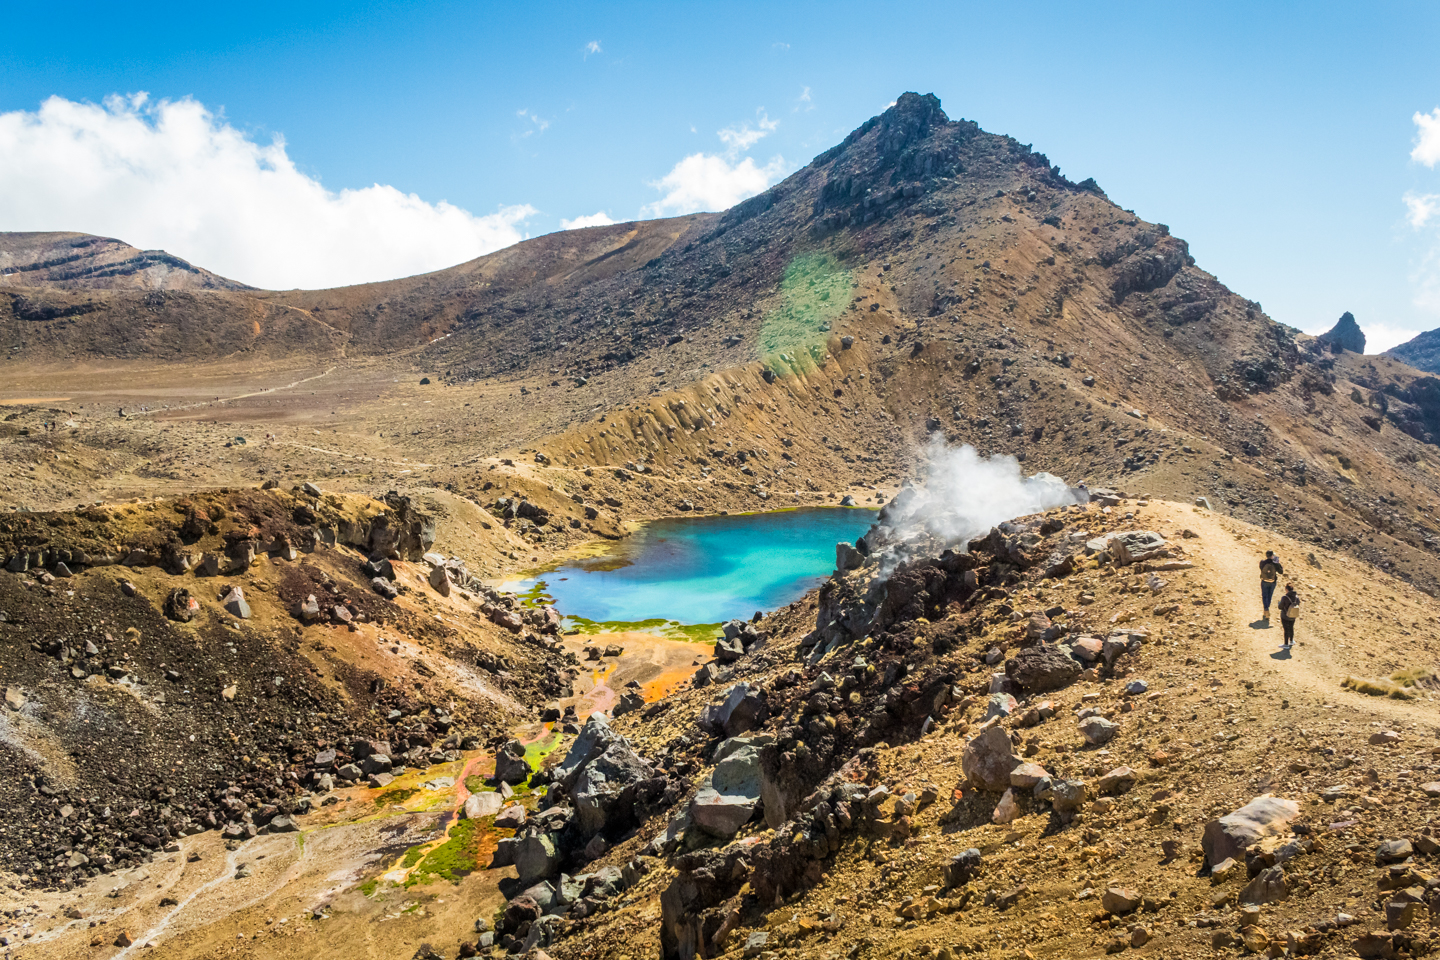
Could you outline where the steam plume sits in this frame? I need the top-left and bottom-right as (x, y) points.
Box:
(867, 440), (1085, 571)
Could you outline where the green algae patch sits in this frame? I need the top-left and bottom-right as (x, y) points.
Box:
(375, 787), (419, 807)
(513, 580), (556, 608)
(564, 616), (721, 642)
(464, 775), (487, 794)
(405, 817), (481, 887)
(524, 728), (563, 772)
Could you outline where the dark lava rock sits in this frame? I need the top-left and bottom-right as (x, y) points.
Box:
(1318, 311), (1366, 354)
(1005, 643), (1081, 693)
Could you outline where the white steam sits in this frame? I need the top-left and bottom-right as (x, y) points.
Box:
(868, 441), (1085, 570)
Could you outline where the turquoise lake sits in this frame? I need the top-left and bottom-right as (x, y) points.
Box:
(514, 507), (878, 626)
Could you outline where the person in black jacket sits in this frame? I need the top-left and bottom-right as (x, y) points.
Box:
(1259, 551), (1283, 619)
(1277, 584), (1300, 648)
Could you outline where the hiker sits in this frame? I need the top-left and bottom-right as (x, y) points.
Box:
(1259, 550), (1283, 619)
(1277, 584), (1300, 648)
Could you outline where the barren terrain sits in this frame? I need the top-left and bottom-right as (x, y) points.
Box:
(3, 92), (1440, 960)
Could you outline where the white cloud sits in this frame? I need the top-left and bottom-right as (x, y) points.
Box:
(718, 110), (778, 154)
(516, 108), (550, 138)
(0, 94), (534, 289)
(643, 108), (790, 217)
(1405, 192), (1440, 229)
(1414, 108), (1440, 167)
(643, 152), (789, 216)
(795, 86), (813, 112)
(584, 40), (602, 58)
(560, 211), (617, 230)
(1404, 111), (1440, 323)
(1358, 321), (1421, 355)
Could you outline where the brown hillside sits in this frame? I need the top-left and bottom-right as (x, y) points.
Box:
(0, 232), (250, 292)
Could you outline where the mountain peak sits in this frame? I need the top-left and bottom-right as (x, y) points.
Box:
(875, 92), (949, 154)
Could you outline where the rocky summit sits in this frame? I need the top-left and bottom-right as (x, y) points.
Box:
(2, 92), (1440, 960)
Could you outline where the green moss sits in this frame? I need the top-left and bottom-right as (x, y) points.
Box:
(464, 775), (487, 794)
(375, 787), (419, 807)
(405, 817), (480, 887)
(565, 615), (721, 643)
(359, 878), (380, 897)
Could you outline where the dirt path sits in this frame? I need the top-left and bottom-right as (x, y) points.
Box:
(1151, 500), (1439, 728)
(126, 366), (340, 416)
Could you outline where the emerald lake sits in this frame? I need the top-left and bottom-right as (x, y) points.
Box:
(513, 507), (878, 626)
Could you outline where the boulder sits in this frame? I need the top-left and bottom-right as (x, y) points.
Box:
(463, 792), (504, 820)
(164, 588), (199, 622)
(490, 837), (519, 868)
(836, 542), (864, 571)
(1096, 766), (1137, 795)
(574, 740), (657, 837)
(992, 788), (1020, 824)
(1103, 887), (1141, 915)
(689, 738), (763, 838)
(698, 682), (766, 738)
(428, 564), (452, 597)
(1202, 795), (1300, 867)
(519, 881), (560, 915)
(983, 693), (1017, 721)
(222, 587), (251, 619)
(714, 638), (745, 663)
(297, 595), (321, 621)
(1070, 636), (1104, 662)
(1107, 531), (1168, 565)
(515, 834), (560, 884)
(1376, 839), (1413, 864)
(372, 577), (399, 600)
(613, 691), (645, 716)
(1241, 866), (1289, 905)
(1009, 763), (1049, 789)
(962, 725), (1019, 792)
(943, 848), (983, 886)
(1079, 716), (1118, 745)
(554, 715), (620, 791)
(495, 805), (527, 831)
(1050, 779), (1088, 814)
(1005, 644), (1082, 692)
(494, 741), (530, 785)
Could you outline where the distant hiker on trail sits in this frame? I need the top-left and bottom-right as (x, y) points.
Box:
(1277, 584), (1300, 648)
(1259, 550), (1283, 619)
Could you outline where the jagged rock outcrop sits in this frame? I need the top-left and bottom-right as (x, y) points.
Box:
(1318, 311), (1366, 354)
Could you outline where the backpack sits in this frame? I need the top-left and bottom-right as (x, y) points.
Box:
(1282, 595), (1299, 619)
(1260, 560), (1280, 582)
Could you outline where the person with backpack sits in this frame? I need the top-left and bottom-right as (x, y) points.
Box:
(1277, 584), (1300, 648)
(1259, 551), (1283, 619)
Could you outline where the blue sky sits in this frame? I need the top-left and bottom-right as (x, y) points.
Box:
(3, 1), (1440, 350)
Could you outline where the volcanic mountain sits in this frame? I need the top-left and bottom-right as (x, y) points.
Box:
(2, 93), (1440, 960)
